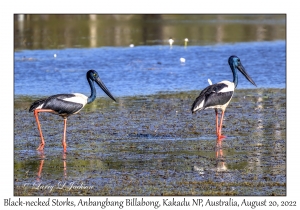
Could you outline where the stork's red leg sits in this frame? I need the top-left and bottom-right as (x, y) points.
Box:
(62, 118), (67, 153)
(34, 109), (56, 150)
(217, 110), (226, 140)
(34, 109), (53, 150)
(215, 109), (219, 136)
(34, 110), (45, 150)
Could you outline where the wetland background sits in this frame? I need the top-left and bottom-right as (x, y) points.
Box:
(14, 14), (286, 196)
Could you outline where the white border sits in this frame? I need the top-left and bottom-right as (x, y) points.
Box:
(2, 1), (298, 209)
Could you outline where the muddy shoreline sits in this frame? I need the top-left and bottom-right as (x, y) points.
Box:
(14, 88), (286, 196)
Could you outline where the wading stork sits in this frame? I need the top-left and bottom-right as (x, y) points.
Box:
(29, 70), (116, 152)
(191, 55), (257, 140)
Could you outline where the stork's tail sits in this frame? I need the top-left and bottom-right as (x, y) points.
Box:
(191, 95), (205, 114)
(29, 98), (46, 112)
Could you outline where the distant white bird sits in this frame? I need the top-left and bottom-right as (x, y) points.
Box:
(180, 58), (186, 63)
(184, 38), (189, 47)
(129, 44), (134, 48)
(169, 38), (174, 48)
(54, 54), (57, 58)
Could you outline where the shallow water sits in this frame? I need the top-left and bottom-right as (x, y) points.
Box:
(14, 89), (286, 196)
(14, 41), (285, 97)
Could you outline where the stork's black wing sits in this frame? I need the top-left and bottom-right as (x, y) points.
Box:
(42, 94), (83, 115)
(191, 83), (231, 113)
(29, 94), (83, 116)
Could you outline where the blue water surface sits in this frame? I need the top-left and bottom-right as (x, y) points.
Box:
(14, 41), (286, 97)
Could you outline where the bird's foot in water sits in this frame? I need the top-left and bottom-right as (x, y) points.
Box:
(217, 135), (226, 141)
(36, 143), (45, 151)
(62, 143), (67, 153)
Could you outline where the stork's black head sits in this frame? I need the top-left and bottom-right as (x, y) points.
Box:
(87, 70), (100, 81)
(228, 55), (257, 87)
(228, 55), (243, 68)
(86, 70), (116, 102)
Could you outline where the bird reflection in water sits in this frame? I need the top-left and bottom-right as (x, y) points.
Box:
(36, 151), (67, 181)
(215, 140), (227, 172)
(193, 139), (227, 175)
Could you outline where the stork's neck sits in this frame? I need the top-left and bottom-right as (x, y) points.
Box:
(87, 78), (96, 104)
(230, 63), (238, 88)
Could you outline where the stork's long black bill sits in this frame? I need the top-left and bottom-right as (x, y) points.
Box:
(237, 64), (257, 87)
(95, 77), (117, 102)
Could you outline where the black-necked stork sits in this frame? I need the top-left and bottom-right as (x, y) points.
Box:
(29, 70), (116, 152)
(191, 55), (257, 140)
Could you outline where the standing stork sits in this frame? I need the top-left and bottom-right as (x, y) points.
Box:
(29, 70), (116, 152)
(191, 55), (257, 140)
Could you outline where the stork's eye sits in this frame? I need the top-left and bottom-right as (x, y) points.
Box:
(93, 73), (97, 77)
